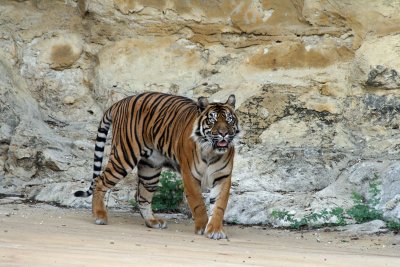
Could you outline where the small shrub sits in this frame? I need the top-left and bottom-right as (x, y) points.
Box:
(129, 199), (138, 208)
(271, 208), (347, 229)
(346, 179), (383, 224)
(368, 177), (381, 206)
(387, 220), (400, 232)
(346, 204), (383, 223)
(330, 207), (347, 226)
(151, 171), (184, 212)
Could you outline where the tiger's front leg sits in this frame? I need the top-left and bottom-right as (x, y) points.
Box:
(180, 167), (209, 235)
(205, 174), (232, 240)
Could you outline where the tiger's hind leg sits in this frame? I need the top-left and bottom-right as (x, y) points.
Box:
(92, 150), (134, 225)
(136, 160), (167, 229)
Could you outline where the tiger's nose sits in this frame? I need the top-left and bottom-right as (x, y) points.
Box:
(218, 129), (228, 137)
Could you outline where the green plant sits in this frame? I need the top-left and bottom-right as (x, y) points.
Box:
(368, 177), (381, 206)
(330, 207), (347, 226)
(387, 220), (400, 232)
(151, 171), (184, 212)
(346, 179), (383, 224)
(271, 208), (347, 229)
(270, 210), (298, 227)
(129, 199), (138, 208)
(271, 174), (393, 230)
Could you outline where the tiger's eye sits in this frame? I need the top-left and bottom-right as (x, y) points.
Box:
(208, 112), (217, 123)
(225, 113), (234, 124)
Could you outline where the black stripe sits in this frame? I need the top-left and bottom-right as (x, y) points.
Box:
(141, 183), (158, 192)
(94, 145), (103, 152)
(196, 119), (203, 136)
(137, 195), (151, 204)
(209, 155), (222, 165)
(211, 160), (230, 175)
(144, 187), (158, 192)
(138, 172), (161, 180)
(139, 160), (155, 168)
(140, 179), (159, 186)
(96, 136), (106, 143)
(121, 98), (138, 167)
(106, 179), (116, 186)
(152, 96), (177, 134)
(142, 94), (169, 127)
(93, 165), (101, 172)
(194, 130), (202, 137)
(135, 93), (159, 153)
(163, 99), (191, 156)
(132, 95), (146, 156)
(192, 150), (202, 177)
(99, 175), (109, 187)
(213, 174), (230, 186)
(193, 204), (201, 213)
(98, 127), (108, 134)
(110, 159), (128, 177)
(119, 138), (134, 170)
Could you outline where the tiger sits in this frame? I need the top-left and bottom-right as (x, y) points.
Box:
(74, 92), (240, 239)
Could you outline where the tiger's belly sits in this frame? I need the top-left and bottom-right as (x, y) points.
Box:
(144, 150), (180, 172)
(142, 148), (212, 187)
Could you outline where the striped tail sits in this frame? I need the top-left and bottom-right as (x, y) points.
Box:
(74, 109), (112, 198)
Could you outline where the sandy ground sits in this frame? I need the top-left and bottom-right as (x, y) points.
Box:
(0, 199), (399, 267)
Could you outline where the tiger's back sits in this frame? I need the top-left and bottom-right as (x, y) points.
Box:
(75, 92), (240, 239)
(110, 93), (198, 169)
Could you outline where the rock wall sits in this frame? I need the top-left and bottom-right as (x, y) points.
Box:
(1, 0), (400, 225)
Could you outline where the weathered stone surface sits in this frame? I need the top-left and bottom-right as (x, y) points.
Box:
(302, 0), (400, 48)
(37, 33), (83, 70)
(0, 0), (400, 227)
(350, 35), (400, 89)
(94, 37), (206, 106)
(248, 39), (353, 69)
(337, 220), (388, 236)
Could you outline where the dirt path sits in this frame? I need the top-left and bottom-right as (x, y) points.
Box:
(0, 200), (399, 267)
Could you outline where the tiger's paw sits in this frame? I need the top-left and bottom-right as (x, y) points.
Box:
(93, 210), (108, 225)
(194, 216), (208, 235)
(205, 223), (227, 240)
(95, 218), (108, 225)
(195, 226), (205, 235)
(145, 218), (167, 229)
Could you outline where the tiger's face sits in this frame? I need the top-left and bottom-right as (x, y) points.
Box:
(193, 95), (240, 154)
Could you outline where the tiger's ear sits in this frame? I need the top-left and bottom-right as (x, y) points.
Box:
(226, 94), (236, 108)
(197, 96), (209, 111)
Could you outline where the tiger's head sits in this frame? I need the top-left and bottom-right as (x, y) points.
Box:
(193, 95), (240, 154)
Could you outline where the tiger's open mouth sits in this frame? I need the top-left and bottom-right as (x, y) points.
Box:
(216, 140), (229, 148)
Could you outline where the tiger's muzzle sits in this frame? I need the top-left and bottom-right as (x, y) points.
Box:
(211, 133), (235, 153)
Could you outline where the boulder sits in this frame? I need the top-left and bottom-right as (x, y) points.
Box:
(338, 220), (388, 236)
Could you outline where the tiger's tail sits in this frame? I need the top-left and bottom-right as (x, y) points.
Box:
(74, 108), (112, 198)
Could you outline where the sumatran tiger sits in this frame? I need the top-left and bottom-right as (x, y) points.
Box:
(74, 92), (240, 239)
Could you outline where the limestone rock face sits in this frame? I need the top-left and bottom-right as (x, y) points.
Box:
(38, 34), (83, 70)
(1, 0), (400, 226)
(351, 35), (400, 89)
